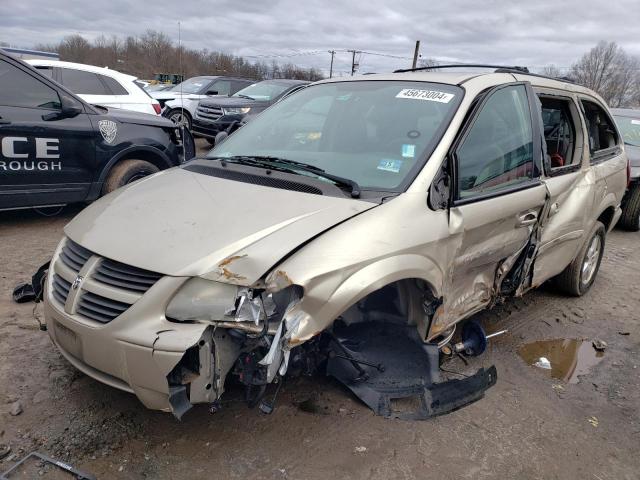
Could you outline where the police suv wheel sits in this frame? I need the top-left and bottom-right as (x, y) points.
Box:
(555, 221), (606, 297)
(619, 184), (640, 231)
(168, 109), (192, 130)
(102, 159), (159, 195)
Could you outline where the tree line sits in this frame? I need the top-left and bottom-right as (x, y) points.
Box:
(32, 30), (324, 82)
(23, 33), (640, 107)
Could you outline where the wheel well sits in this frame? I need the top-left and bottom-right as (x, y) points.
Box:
(335, 278), (439, 337)
(597, 206), (616, 231)
(167, 108), (192, 119)
(116, 150), (170, 172)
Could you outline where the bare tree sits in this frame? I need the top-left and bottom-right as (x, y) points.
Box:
(571, 41), (640, 107)
(540, 64), (563, 78)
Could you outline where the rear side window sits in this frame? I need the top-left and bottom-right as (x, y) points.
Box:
(0, 59), (61, 109)
(59, 68), (108, 95)
(100, 75), (128, 95)
(456, 84), (535, 200)
(581, 100), (618, 158)
(539, 96), (579, 172)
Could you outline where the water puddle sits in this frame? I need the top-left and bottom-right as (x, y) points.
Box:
(518, 339), (604, 383)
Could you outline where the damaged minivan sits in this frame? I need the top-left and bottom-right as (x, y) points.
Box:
(42, 66), (628, 420)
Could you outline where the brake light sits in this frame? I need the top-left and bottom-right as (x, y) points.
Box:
(152, 102), (162, 115)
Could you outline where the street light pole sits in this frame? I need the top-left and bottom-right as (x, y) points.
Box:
(328, 50), (336, 78)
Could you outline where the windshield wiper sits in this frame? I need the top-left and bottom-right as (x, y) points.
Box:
(234, 94), (255, 100)
(213, 155), (361, 198)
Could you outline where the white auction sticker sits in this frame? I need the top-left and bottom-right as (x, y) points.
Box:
(396, 89), (455, 103)
(631, 119), (640, 125)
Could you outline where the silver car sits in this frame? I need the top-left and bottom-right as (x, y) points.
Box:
(43, 68), (627, 419)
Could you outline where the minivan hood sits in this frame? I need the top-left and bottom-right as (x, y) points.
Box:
(65, 167), (376, 284)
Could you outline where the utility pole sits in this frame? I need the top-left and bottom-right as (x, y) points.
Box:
(412, 40), (421, 69)
(348, 49), (360, 76)
(328, 50), (336, 78)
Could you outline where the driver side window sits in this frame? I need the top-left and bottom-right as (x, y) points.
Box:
(0, 59), (61, 110)
(456, 84), (534, 200)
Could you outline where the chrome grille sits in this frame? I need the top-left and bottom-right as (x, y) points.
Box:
(94, 259), (162, 293)
(77, 291), (131, 324)
(196, 104), (223, 121)
(52, 238), (162, 324)
(60, 239), (91, 273)
(51, 274), (71, 306)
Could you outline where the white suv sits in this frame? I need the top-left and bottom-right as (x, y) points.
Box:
(26, 60), (161, 116)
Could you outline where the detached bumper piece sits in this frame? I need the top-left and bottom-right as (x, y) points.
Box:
(326, 322), (497, 420)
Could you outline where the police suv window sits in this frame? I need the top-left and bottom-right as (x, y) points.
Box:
(59, 68), (108, 95)
(581, 100), (619, 158)
(100, 75), (128, 95)
(456, 84), (535, 199)
(0, 60), (61, 110)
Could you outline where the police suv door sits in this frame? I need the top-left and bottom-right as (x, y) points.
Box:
(0, 56), (95, 210)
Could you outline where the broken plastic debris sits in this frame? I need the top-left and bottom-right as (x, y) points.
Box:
(534, 357), (552, 369)
(592, 339), (607, 351)
(588, 416), (599, 427)
(354, 446), (367, 453)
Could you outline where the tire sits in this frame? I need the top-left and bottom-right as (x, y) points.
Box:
(555, 221), (606, 296)
(167, 109), (192, 130)
(102, 159), (159, 195)
(619, 184), (640, 231)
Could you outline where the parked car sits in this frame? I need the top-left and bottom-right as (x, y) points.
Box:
(151, 76), (255, 130)
(0, 50), (194, 211)
(26, 59), (161, 116)
(43, 67), (627, 421)
(611, 108), (640, 230)
(192, 79), (309, 144)
(145, 83), (174, 93)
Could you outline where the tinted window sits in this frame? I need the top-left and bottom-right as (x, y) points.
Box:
(209, 80), (232, 96)
(59, 68), (108, 95)
(0, 59), (61, 109)
(581, 100), (618, 157)
(457, 85), (534, 199)
(101, 75), (128, 95)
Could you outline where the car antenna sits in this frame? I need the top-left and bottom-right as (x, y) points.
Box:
(178, 21), (185, 135)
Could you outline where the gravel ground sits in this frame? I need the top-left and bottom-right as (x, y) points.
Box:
(1, 144), (638, 479)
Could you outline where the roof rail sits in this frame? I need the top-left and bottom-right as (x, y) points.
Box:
(394, 64), (530, 74)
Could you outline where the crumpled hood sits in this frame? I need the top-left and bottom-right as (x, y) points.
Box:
(65, 167), (376, 284)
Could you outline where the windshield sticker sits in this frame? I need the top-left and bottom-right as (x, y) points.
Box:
(402, 144), (416, 158)
(377, 159), (403, 173)
(396, 89), (454, 103)
(631, 119), (640, 125)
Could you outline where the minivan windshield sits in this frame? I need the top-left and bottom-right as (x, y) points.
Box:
(207, 81), (462, 191)
(232, 81), (297, 102)
(170, 77), (209, 94)
(613, 115), (640, 147)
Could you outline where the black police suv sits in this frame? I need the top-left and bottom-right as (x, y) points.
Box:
(0, 50), (195, 211)
(191, 79), (308, 144)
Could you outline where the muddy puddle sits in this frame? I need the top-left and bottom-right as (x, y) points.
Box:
(518, 339), (604, 383)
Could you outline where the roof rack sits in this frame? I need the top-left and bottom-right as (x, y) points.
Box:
(394, 64), (530, 74)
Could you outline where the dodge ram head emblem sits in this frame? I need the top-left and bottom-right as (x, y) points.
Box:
(71, 275), (84, 290)
(98, 120), (118, 144)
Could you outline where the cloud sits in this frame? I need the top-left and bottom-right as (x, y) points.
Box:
(2, 0), (639, 75)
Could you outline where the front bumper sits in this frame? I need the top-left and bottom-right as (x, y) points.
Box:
(43, 263), (209, 412)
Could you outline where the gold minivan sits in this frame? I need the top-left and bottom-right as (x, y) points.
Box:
(44, 67), (627, 419)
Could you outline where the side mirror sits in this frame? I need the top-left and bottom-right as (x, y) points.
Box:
(428, 158), (451, 210)
(60, 94), (83, 118)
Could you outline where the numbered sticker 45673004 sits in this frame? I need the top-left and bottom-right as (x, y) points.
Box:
(396, 89), (455, 103)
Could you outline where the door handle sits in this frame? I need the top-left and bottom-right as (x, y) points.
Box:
(517, 211), (538, 227)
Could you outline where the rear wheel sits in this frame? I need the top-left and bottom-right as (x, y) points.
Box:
(167, 109), (192, 130)
(102, 159), (159, 195)
(555, 221), (606, 296)
(619, 184), (640, 231)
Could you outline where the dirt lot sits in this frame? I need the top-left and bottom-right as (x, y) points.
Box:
(1, 153), (639, 478)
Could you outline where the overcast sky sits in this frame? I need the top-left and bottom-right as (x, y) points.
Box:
(2, 0), (639, 76)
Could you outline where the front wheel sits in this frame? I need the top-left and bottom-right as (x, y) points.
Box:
(619, 184), (640, 231)
(555, 221), (606, 296)
(102, 159), (159, 195)
(167, 109), (192, 130)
